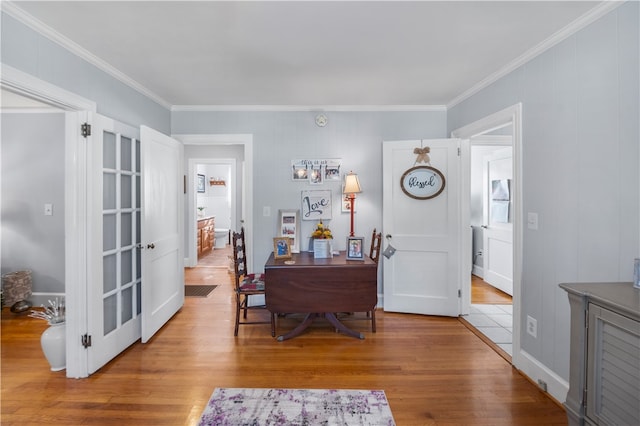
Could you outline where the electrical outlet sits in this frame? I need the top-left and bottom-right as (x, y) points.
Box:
(44, 203), (53, 216)
(263, 206), (271, 217)
(527, 315), (537, 338)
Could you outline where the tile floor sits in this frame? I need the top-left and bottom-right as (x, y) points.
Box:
(466, 303), (513, 356)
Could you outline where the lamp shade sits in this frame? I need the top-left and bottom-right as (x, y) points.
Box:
(343, 172), (362, 194)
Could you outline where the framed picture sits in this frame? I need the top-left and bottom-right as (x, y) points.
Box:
(346, 236), (365, 260)
(273, 237), (292, 260)
(341, 184), (357, 213)
(197, 174), (206, 193)
(309, 167), (323, 185)
(301, 190), (332, 221)
(292, 164), (308, 181)
(278, 209), (300, 253)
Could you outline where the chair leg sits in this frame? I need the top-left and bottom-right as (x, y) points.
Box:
(371, 309), (376, 333)
(234, 294), (241, 336)
(270, 312), (276, 337)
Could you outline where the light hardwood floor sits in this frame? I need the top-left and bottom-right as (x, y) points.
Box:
(1, 249), (565, 425)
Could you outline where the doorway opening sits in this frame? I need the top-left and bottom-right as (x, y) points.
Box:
(452, 103), (522, 367)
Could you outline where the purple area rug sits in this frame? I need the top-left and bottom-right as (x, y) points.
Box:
(198, 388), (396, 426)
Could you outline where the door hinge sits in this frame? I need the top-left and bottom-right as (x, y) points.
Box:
(81, 123), (91, 138)
(457, 147), (461, 156)
(458, 289), (462, 298)
(81, 333), (92, 348)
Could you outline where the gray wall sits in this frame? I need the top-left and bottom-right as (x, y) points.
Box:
(1, 112), (66, 295)
(1, 12), (171, 133)
(448, 2), (639, 380)
(174, 110), (447, 273)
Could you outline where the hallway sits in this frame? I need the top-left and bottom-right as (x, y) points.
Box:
(463, 275), (513, 359)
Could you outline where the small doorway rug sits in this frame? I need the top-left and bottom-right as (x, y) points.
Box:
(198, 388), (396, 425)
(185, 285), (217, 297)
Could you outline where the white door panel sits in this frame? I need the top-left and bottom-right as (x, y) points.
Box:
(483, 148), (513, 295)
(383, 139), (461, 316)
(141, 125), (184, 343)
(87, 113), (141, 374)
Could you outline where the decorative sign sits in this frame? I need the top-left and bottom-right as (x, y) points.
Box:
(292, 159), (341, 184)
(301, 190), (332, 220)
(400, 166), (446, 200)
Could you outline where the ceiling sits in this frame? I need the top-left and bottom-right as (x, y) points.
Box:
(5, 1), (607, 108)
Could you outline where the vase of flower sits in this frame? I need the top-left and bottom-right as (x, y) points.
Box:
(29, 297), (66, 371)
(310, 221), (333, 258)
(41, 321), (66, 371)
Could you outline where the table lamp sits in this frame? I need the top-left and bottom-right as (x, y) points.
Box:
(343, 172), (362, 237)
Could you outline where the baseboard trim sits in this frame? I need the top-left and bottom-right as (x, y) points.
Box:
(516, 349), (569, 407)
(472, 265), (484, 277)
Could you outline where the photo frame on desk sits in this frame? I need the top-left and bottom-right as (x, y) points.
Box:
(273, 237), (292, 260)
(278, 209), (300, 253)
(346, 236), (365, 260)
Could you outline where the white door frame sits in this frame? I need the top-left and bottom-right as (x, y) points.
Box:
(1, 65), (97, 378)
(173, 134), (254, 271)
(186, 157), (237, 267)
(451, 103), (523, 368)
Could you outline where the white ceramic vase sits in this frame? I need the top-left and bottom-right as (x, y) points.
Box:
(41, 322), (66, 371)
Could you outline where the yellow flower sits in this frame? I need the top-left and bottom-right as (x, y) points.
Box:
(311, 221), (332, 239)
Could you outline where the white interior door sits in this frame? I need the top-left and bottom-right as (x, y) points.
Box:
(140, 126), (184, 342)
(87, 113), (142, 373)
(482, 147), (513, 295)
(382, 139), (461, 316)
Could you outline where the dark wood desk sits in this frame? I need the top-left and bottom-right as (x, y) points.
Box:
(264, 251), (378, 341)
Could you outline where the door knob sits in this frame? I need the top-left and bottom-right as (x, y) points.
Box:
(147, 243), (155, 249)
(481, 225), (488, 229)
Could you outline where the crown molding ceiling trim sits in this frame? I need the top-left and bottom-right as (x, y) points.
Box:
(3, 1), (624, 112)
(171, 105), (447, 112)
(2, 1), (172, 110)
(447, 0), (625, 109)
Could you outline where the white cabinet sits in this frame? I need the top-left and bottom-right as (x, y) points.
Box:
(560, 282), (640, 426)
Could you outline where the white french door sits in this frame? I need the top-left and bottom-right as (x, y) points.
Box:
(87, 114), (142, 373)
(140, 126), (184, 342)
(382, 139), (461, 316)
(86, 116), (183, 373)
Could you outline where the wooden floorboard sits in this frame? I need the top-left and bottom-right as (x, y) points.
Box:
(1, 250), (565, 425)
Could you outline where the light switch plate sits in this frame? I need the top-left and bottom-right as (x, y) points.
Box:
(527, 212), (538, 230)
(44, 203), (53, 216)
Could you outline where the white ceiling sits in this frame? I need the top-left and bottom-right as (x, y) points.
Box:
(5, 1), (608, 108)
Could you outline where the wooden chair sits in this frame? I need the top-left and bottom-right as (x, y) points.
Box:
(337, 228), (381, 333)
(232, 228), (275, 337)
(367, 228), (382, 332)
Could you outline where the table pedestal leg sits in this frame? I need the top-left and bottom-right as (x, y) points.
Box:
(276, 313), (365, 341)
(324, 313), (365, 339)
(276, 313), (315, 341)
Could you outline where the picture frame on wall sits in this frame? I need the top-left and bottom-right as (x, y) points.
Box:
(292, 164), (308, 181)
(346, 236), (365, 260)
(309, 167), (323, 185)
(301, 190), (332, 221)
(273, 237), (292, 260)
(341, 184), (357, 213)
(197, 174), (206, 193)
(278, 209), (301, 253)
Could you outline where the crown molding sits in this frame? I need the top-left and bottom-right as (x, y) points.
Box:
(171, 105), (447, 112)
(447, 0), (626, 109)
(2, 1), (172, 110)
